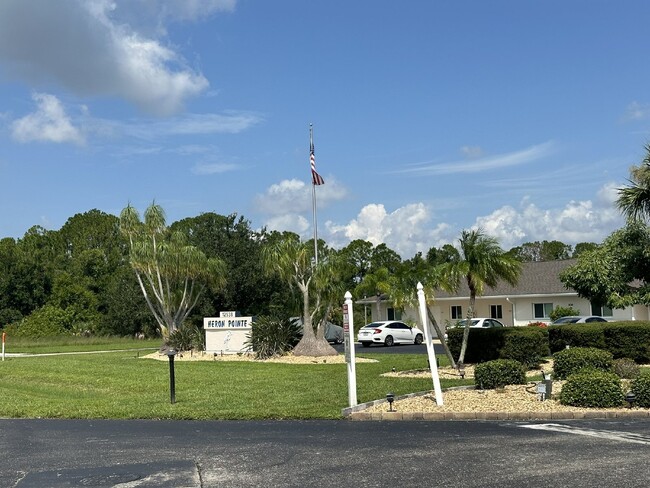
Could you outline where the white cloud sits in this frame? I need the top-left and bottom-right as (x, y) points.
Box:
(473, 184), (625, 249)
(129, 112), (264, 138)
(325, 203), (452, 258)
(0, 0), (217, 115)
(11, 92), (84, 145)
(255, 178), (348, 216)
(396, 141), (555, 176)
(265, 214), (310, 235)
(460, 145), (483, 159)
(621, 101), (650, 122)
(191, 162), (240, 175)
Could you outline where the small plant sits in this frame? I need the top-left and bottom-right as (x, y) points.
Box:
(630, 373), (650, 408)
(527, 321), (548, 328)
(166, 323), (203, 352)
(549, 305), (581, 322)
(553, 347), (613, 380)
(474, 359), (526, 389)
(559, 369), (624, 408)
(611, 358), (640, 379)
(245, 316), (301, 360)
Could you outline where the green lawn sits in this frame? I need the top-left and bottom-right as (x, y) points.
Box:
(0, 342), (470, 419)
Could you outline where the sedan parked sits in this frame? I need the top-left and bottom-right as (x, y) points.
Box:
(550, 316), (608, 325)
(357, 321), (424, 347)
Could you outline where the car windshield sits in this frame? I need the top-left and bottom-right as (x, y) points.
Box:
(553, 317), (580, 324)
(456, 320), (480, 327)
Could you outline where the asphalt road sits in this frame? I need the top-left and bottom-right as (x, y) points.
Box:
(334, 342), (444, 355)
(2, 418), (650, 487)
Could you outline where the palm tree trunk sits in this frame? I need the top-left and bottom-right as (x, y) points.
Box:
(426, 307), (456, 369)
(457, 294), (476, 366)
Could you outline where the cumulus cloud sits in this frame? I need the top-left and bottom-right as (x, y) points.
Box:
(325, 203), (452, 258)
(255, 178), (348, 216)
(11, 92), (84, 145)
(396, 141), (555, 176)
(473, 185), (625, 249)
(621, 101), (650, 122)
(0, 0), (217, 115)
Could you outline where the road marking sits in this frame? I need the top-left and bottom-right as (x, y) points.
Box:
(519, 423), (650, 445)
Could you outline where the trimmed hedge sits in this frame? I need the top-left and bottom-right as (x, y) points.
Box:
(474, 359), (526, 389)
(552, 347), (613, 380)
(446, 327), (549, 367)
(548, 321), (650, 363)
(558, 369), (624, 408)
(631, 373), (650, 408)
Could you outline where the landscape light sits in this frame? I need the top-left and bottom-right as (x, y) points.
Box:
(167, 348), (177, 404)
(386, 392), (395, 412)
(625, 391), (636, 409)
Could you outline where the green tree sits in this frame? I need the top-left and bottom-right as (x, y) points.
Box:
(426, 244), (460, 266)
(119, 203), (227, 337)
(572, 242), (598, 258)
(355, 267), (393, 322)
(262, 234), (339, 357)
(561, 221), (650, 308)
(390, 253), (456, 367)
(443, 229), (522, 366)
(617, 144), (650, 221)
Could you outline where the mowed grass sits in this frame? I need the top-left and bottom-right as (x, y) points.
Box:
(0, 342), (469, 419)
(4, 335), (160, 354)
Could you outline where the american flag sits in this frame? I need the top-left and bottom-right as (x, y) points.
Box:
(310, 137), (324, 186)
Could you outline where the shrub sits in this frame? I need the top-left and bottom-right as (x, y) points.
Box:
(447, 327), (549, 367)
(559, 370), (624, 408)
(13, 305), (74, 338)
(549, 305), (581, 322)
(630, 373), (650, 408)
(548, 323), (607, 353)
(553, 347), (613, 380)
(611, 358), (640, 379)
(245, 316), (301, 360)
(603, 323), (650, 363)
(166, 323), (204, 352)
(474, 359), (526, 389)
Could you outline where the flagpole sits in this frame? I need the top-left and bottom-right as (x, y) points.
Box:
(310, 123), (319, 265)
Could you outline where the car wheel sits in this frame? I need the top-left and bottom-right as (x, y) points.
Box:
(361, 342), (371, 347)
(335, 338), (343, 344)
(414, 334), (423, 345)
(384, 335), (394, 347)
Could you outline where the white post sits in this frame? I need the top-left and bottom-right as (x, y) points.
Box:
(2, 332), (5, 361)
(343, 291), (357, 407)
(417, 282), (443, 405)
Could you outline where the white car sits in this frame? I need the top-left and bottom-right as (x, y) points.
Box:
(444, 318), (505, 339)
(357, 321), (424, 347)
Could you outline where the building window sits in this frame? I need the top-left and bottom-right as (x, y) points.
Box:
(451, 305), (462, 320)
(590, 303), (613, 317)
(387, 308), (402, 320)
(490, 304), (503, 319)
(533, 303), (553, 319)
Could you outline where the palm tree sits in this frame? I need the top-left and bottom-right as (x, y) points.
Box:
(355, 267), (393, 322)
(389, 255), (457, 368)
(443, 229), (522, 366)
(617, 145), (650, 221)
(262, 235), (339, 356)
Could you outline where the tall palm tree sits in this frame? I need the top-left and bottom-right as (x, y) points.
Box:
(355, 267), (393, 322)
(443, 229), (521, 366)
(617, 145), (650, 221)
(389, 256), (457, 368)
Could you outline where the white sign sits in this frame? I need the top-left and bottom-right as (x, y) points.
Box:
(204, 317), (252, 329)
(204, 313), (253, 354)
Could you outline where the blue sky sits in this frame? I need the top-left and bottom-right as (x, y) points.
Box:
(0, 0), (648, 258)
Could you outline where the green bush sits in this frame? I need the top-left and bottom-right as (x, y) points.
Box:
(549, 305), (581, 322)
(166, 323), (204, 352)
(630, 373), (650, 408)
(611, 358), (640, 379)
(13, 305), (74, 338)
(474, 359), (526, 389)
(499, 328), (550, 368)
(548, 323), (607, 353)
(559, 370), (624, 408)
(447, 327), (548, 367)
(553, 347), (613, 380)
(603, 323), (650, 363)
(245, 316), (301, 360)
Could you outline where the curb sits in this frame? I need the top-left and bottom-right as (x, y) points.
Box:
(342, 388), (650, 421)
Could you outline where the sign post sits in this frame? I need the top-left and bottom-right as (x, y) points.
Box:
(417, 282), (443, 405)
(343, 291), (357, 407)
(2, 332), (5, 361)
